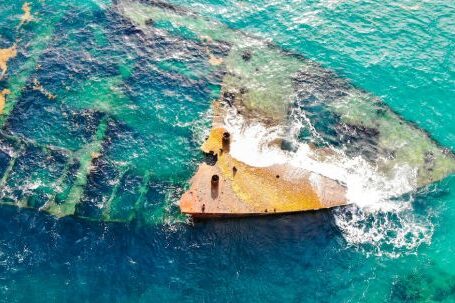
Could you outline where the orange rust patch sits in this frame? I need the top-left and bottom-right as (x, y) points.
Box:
(0, 89), (11, 114)
(0, 45), (17, 79)
(19, 2), (33, 26)
(32, 78), (57, 100)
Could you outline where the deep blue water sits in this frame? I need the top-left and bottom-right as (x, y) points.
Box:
(1, 182), (454, 302)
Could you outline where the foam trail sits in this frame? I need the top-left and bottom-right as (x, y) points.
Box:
(224, 107), (415, 208)
(223, 108), (434, 257)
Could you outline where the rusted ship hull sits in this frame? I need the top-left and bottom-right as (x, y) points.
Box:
(179, 125), (348, 218)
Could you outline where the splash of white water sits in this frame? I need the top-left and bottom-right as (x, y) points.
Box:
(223, 107), (433, 257)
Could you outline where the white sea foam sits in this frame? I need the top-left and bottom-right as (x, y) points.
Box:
(223, 107), (433, 257)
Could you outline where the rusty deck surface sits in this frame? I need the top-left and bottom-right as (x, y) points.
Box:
(180, 122), (348, 218)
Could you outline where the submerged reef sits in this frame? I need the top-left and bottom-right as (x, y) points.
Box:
(19, 2), (33, 27)
(0, 0), (453, 223)
(114, 0), (455, 216)
(391, 265), (455, 302)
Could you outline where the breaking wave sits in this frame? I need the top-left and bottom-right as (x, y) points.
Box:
(223, 107), (434, 257)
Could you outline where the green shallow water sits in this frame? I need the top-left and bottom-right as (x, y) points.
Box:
(0, 0), (454, 302)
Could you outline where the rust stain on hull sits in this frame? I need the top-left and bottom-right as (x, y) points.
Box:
(180, 110), (347, 218)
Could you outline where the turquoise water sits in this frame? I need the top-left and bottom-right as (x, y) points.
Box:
(0, 0), (454, 302)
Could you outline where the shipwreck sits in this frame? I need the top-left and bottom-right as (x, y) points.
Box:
(115, 0), (455, 218)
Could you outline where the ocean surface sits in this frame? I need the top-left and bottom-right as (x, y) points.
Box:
(0, 0), (454, 302)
